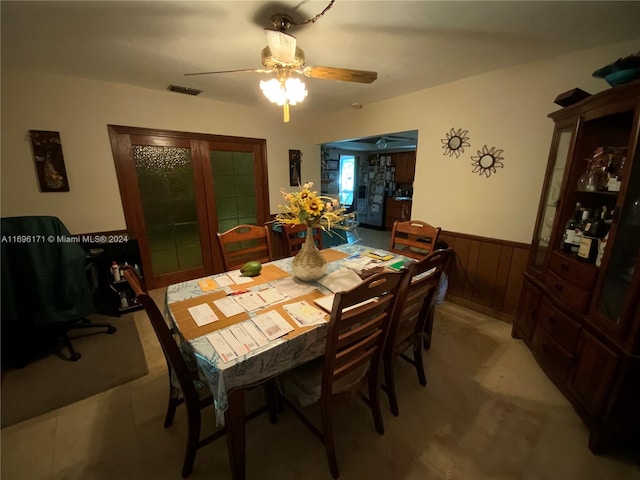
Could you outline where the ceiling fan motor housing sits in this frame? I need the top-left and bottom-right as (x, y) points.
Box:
(261, 46), (306, 69)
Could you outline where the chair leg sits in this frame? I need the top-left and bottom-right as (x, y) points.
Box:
(413, 342), (427, 387)
(383, 355), (399, 417)
(61, 332), (82, 361)
(181, 406), (201, 478)
(320, 398), (340, 479)
(423, 306), (435, 350)
(164, 384), (182, 428)
(369, 369), (385, 434)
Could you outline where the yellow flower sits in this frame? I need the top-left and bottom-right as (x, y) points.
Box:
(275, 182), (347, 230)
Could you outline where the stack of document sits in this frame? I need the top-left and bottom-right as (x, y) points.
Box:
(251, 311), (294, 341)
(206, 320), (270, 363)
(283, 301), (327, 327)
(187, 303), (219, 326)
(211, 287), (287, 316)
(205, 309), (295, 363)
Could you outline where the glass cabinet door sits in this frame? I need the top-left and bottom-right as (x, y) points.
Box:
(531, 128), (572, 270)
(596, 147), (640, 327)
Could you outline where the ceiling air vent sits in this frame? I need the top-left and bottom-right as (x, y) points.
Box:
(168, 84), (202, 96)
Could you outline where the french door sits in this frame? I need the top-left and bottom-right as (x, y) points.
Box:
(108, 125), (269, 288)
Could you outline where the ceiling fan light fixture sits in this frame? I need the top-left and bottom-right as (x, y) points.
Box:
(260, 77), (307, 105)
(260, 77), (307, 123)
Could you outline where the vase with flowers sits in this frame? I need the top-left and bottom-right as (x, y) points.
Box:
(275, 182), (347, 281)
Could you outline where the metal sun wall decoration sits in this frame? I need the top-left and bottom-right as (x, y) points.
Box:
(29, 130), (70, 192)
(471, 145), (504, 178)
(441, 127), (471, 158)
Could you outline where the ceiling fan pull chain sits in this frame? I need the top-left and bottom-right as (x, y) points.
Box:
(293, 0), (336, 27)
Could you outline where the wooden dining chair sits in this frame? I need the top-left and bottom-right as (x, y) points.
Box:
(216, 224), (272, 271)
(281, 223), (324, 256)
(122, 266), (221, 477)
(278, 269), (407, 479)
(389, 220), (441, 260)
(382, 248), (452, 416)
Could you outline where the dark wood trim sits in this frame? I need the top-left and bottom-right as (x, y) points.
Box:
(108, 124), (266, 145)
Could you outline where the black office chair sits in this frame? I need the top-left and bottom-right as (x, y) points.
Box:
(0, 216), (116, 364)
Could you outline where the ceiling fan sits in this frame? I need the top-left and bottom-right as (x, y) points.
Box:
(185, 5), (377, 122)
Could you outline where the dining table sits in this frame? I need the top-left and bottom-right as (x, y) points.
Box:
(165, 242), (409, 480)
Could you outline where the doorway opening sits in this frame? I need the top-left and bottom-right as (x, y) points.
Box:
(321, 130), (418, 230)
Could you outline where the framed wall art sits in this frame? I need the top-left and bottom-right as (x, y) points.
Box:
(29, 130), (70, 192)
(289, 149), (302, 186)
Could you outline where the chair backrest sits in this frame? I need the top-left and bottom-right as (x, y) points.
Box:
(386, 249), (452, 356)
(216, 224), (272, 271)
(282, 224), (324, 256)
(389, 220), (441, 260)
(122, 266), (199, 402)
(322, 270), (407, 398)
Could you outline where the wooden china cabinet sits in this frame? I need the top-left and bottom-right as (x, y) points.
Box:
(512, 80), (640, 453)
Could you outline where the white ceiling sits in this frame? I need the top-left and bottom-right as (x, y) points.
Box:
(2, 1), (639, 117)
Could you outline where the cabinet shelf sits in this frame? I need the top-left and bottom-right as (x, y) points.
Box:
(573, 189), (619, 196)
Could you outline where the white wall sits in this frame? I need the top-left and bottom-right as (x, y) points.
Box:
(303, 39), (639, 243)
(0, 72), (318, 233)
(2, 39), (638, 242)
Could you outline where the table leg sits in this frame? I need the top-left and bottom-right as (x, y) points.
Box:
(225, 388), (246, 480)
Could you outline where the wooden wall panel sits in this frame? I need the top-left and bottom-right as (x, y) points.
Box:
(503, 248), (530, 316)
(447, 236), (470, 299)
(441, 231), (530, 322)
(465, 240), (481, 301)
(471, 242), (502, 307)
(491, 246), (515, 311)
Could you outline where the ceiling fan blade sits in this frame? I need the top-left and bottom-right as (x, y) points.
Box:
(184, 68), (271, 76)
(302, 66), (378, 84)
(264, 28), (297, 64)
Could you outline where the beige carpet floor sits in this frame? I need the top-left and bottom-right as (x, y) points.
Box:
(1, 313), (148, 427)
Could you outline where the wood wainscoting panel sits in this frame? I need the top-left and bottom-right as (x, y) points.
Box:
(439, 232), (530, 322)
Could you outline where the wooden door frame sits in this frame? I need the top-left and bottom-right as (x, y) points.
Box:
(107, 125), (270, 288)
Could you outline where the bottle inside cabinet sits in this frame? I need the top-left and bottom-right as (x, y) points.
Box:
(556, 111), (633, 266)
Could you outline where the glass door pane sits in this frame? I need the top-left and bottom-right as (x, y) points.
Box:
(597, 148), (640, 325)
(531, 128), (572, 269)
(133, 145), (204, 275)
(210, 150), (257, 232)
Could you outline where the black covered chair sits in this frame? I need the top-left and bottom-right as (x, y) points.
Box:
(0, 216), (116, 364)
